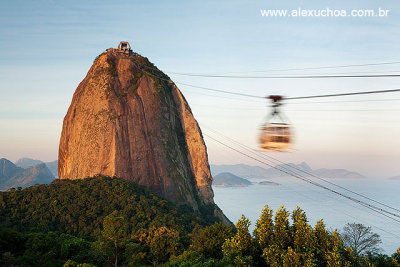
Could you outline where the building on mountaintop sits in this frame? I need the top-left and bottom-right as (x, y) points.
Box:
(118, 41), (132, 54)
(106, 41), (133, 55)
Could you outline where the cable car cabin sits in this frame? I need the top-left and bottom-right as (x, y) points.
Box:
(259, 123), (291, 151)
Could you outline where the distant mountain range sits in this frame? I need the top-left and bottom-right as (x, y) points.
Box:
(0, 158), (55, 190)
(1, 158), (366, 191)
(213, 172), (252, 187)
(15, 157), (58, 177)
(15, 158), (44, 168)
(210, 162), (365, 179)
(389, 176), (400, 180)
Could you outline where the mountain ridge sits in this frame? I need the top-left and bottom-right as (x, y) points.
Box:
(211, 162), (365, 179)
(15, 157), (58, 177)
(0, 158), (55, 190)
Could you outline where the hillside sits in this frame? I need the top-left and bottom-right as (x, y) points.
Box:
(0, 176), (230, 266)
(0, 176), (219, 236)
(0, 158), (55, 190)
(213, 172), (252, 187)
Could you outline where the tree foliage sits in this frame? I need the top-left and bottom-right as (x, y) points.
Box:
(0, 176), (218, 266)
(101, 211), (126, 266)
(222, 215), (254, 265)
(190, 222), (234, 259)
(0, 176), (211, 237)
(0, 177), (397, 266)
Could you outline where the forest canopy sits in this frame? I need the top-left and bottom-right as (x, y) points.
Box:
(0, 176), (399, 266)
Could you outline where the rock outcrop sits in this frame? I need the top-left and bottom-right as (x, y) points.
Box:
(58, 45), (228, 223)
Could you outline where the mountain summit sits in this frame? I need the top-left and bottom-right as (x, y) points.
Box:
(58, 42), (227, 222)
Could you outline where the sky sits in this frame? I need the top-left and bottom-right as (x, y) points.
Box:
(1, 0), (400, 177)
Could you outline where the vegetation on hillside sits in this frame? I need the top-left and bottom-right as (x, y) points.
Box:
(0, 176), (212, 237)
(0, 176), (399, 266)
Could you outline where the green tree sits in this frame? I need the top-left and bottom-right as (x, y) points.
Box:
(191, 222), (234, 259)
(314, 219), (329, 265)
(222, 215), (253, 265)
(291, 207), (315, 265)
(123, 241), (147, 266)
(141, 226), (180, 265)
(254, 205), (274, 250)
(274, 205), (291, 249)
(392, 248), (400, 266)
(263, 244), (282, 267)
(325, 230), (343, 267)
(282, 246), (301, 267)
(292, 207), (314, 251)
(262, 206), (291, 266)
(102, 211), (126, 267)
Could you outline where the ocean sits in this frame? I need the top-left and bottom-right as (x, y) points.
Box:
(213, 178), (400, 255)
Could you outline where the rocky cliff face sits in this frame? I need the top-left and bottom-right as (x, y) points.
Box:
(58, 48), (228, 223)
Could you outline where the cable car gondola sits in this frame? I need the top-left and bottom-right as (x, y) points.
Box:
(259, 95), (292, 151)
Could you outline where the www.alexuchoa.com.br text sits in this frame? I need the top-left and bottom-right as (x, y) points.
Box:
(260, 7), (390, 18)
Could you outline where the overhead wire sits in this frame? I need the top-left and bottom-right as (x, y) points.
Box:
(188, 104), (400, 112)
(285, 109), (400, 112)
(167, 73), (400, 79)
(200, 123), (400, 214)
(136, 60), (398, 201)
(211, 138), (397, 234)
(133, 59), (400, 234)
(209, 138), (400, 238)
(133, 62), (265, 99)
(137, 61), (400, 100)
(286, 89), (400, 100)
(199, 123), (400, 218)
(205, 133), (400, 238)
(176, 83), (400, 101)
(203, 132), (400, 225)
(182, 90), (265, 103)
(176, 81), (265, 99)
(287, 98), (400, 105)
(166, 61), (400, 75)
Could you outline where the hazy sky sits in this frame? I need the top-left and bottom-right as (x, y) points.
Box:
(1, 0), (400, 177)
